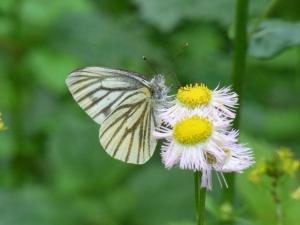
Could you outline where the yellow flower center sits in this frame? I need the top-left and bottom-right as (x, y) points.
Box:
(177, 83), (212, 108)
(173, 116), (212, 145)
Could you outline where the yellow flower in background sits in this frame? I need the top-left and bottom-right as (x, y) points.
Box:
(0, 113), (6, 131)
(277, 147), (293, 159)
(291, 187), (300, 201)
(249, 161), (267, 184)
(282, 159), (300, 177)
(220, 202), (233, 221)
(277, 147), (300, 177)
(249, 147), (299, 184)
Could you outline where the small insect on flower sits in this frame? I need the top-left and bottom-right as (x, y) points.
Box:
(66, 67), (169, 164)
(154, 110), (253, 190)
(158, 83), (238, 124)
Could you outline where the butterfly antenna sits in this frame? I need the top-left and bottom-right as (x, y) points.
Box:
(142, 56), (158, 75)
(170, 42), (189, 63)
(168, 42), (189, 86)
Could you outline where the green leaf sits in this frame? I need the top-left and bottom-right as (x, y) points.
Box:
(0, 186), (62, 225)
(166, 222), (195, 225)
(237, 135), (300, 225)
(249, 20), (300, 59)
(169, 25), (231, 86)
(133, 0), (269, 32)
(0, 17), (14, 36)
(47, 107), (135, 194)
(51, 12), (165, 71)
(0, 0), (14, 13)
(25, 48), (79, 93)
(20, 0), (92, 28)
(128, 165), (194, 225)
(133, 0), (234, 32)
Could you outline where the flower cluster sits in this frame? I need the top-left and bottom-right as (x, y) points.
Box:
(249, 147), (300, 184)
(248, 147), (299, 206)
(154, 83), (254, 190)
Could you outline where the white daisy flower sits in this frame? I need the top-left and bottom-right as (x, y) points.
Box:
(212, 141), (254, 189)
(217, 134), (254, 173)
(158, 83), (238, 124)
(154, 113), (254, 190)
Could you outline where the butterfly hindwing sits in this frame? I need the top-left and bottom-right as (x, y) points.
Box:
(99, 87), (157, 164)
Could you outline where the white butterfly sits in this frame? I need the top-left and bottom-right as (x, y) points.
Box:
(66, 67), (169, 164)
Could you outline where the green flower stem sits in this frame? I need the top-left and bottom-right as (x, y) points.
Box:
(271, 179), (283, 225)
(276, 204), (283, 225)
(8, 0), (30, 185)
(298, 47), (300, 77)
(194, 171), (207, 225)
(224, 0), (249, 206)
(232, 0), (249, 129)
(224, 0), (280, 209)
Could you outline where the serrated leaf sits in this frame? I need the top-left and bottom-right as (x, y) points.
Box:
(249, 20), (300, 59)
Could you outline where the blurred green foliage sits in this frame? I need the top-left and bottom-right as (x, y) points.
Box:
(0, 0), (300, 225)
(249, 20), (300, 59)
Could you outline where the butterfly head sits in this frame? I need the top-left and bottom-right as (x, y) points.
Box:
(150, 74), (169, 102)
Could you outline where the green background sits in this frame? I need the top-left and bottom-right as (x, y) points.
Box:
(0, 0), (300, 225)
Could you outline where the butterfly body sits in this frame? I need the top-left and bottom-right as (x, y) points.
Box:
(66, 67), (168, 164)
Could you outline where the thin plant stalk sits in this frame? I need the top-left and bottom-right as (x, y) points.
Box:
(194, 172), (207, 225)
(298, 47), (300, 77)
(271, 179), (283, 225)
(223, 0), (249, 204)
(275, 201), (283, 225)
(9, 0), (29, 185)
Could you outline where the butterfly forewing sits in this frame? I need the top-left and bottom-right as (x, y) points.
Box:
(66, 67), (149, 124)
(66, 67), (157, 164)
